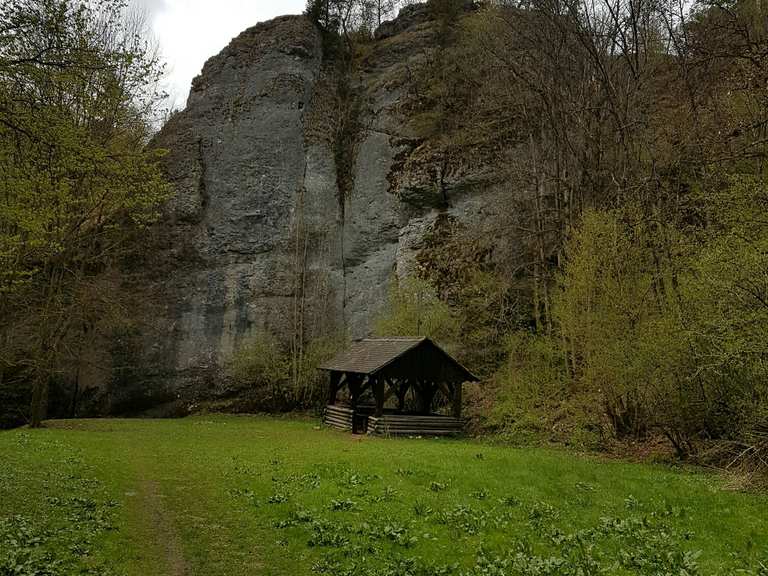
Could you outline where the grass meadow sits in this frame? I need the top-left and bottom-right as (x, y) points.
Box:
(1, 416), (766, 575)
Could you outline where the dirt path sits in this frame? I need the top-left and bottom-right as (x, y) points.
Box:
(138, 478), (190, 576)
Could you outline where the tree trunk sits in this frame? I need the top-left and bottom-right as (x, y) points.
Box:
(29, 376), (48, 428)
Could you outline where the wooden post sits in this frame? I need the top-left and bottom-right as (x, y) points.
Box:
(396, 381), (408, 412)
(327, 371), (341, 406)
(373, 377), (385, 417)
(419, 381), (436, 415)
(452, 382), (462, 418)
(349, 374), (362, 410)
(349, 374), (364, 434)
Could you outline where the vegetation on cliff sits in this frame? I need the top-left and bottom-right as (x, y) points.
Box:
(371, 0), (768, 482)
(302, 0), (768, 482)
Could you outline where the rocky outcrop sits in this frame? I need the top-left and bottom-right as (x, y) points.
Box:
(118, 4), (503, 411)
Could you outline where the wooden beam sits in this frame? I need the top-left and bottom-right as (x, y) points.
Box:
(373, 377), (385, 417)
(327, 371), (342, 405)
(359, 376), (373, 396)
(382, 379), (398, 404)
(453, 382), (462, 418)
(349, 373), (363, 410)
(396, 381), (409, 411)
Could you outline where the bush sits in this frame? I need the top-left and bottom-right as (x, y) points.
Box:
(484, 176), (768, 478)
(229, 332), (342, 412)
(483, 332), (602, 448)
(374, 276), (460, 348)
(486, 178), (768, 470)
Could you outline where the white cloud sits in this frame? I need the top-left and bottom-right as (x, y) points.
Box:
(142, 0), (306, 108)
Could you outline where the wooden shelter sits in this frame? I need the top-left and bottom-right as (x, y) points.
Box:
(319, 337), (477, 435)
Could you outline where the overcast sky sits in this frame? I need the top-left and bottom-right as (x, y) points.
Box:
(136, 0), (306, 109)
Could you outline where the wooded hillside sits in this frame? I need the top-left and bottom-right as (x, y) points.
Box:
(1, 0), (766, 483)
(318, 0), (768, 481)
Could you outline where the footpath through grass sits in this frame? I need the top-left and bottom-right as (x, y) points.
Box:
(0, 416), (766, 576)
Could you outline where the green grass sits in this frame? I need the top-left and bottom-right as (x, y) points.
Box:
(1, 416), (767, 575)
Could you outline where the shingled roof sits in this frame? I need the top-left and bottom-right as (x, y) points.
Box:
(319, 337), (477, 381)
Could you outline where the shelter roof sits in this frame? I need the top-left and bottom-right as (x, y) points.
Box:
(319, 337), (477, 382)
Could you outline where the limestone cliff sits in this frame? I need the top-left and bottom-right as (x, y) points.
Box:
(120, 3), (501, 412)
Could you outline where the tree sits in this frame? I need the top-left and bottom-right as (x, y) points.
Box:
(0, 0), (171, 427)
(374, 276), (460, 349)
(305, 0), (406, 38)
(364, 0), (399, 28)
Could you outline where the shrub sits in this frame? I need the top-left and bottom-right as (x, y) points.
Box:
(493, 178), (768, 471)
(485, 331), (602, 448)
(374, 276), (460, 348)
(485, 177), (768, 475)
(229, 332), (342, 412)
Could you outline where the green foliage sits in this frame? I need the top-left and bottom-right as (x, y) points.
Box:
(563, 185), (768, 457)
(374, 276), (460, 346)
(490, 176), (768, 473)
(397, 0), (768, 475)
(0, 0), (169, 296)
(0, 435), (118, 575)
(680, 176), (768, 474)
(229, 332), (342, 411)
(417, 217), (522, 376)
(3, 417), (767, 574)
(483, 332), (603, 447)
(554, 207), (687, 440)
(0, 0), (171, 426)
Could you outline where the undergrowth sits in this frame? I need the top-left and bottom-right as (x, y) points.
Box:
(0, 433), (118, 576)
(230, 451), (768, 576)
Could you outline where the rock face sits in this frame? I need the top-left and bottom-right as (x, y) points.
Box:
(121, 5), (500, 411)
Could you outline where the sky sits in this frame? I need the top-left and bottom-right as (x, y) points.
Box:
(136, 0), (306, 109)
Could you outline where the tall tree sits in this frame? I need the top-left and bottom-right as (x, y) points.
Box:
(0, 0), (171, 427)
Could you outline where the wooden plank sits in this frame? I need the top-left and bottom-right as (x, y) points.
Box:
(325, 413), (353, 420)
(326, 418), (352, 425)
(325, 421), (353, 427)
(368, 416), (464, 423)
(369, 419), (466, 435)
(325, 416), (353, 424)
(373, 413), (460, 418)
(373, 420), (463, 426)
(376, 422), (464, 430)
(372, 429), (461, 436)
(373, 416), (462, 421)
(372, 419), (464, 424)
(325, 422), (353, 429)
(376, 419), (463, 424)
(329, 405), (465, 436)
(326, 405), (354, 414)
(326, 423), (353, 431)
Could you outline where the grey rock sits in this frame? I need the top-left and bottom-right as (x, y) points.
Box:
(114, 7), (503, 411)
(374, 3), (432, 40)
